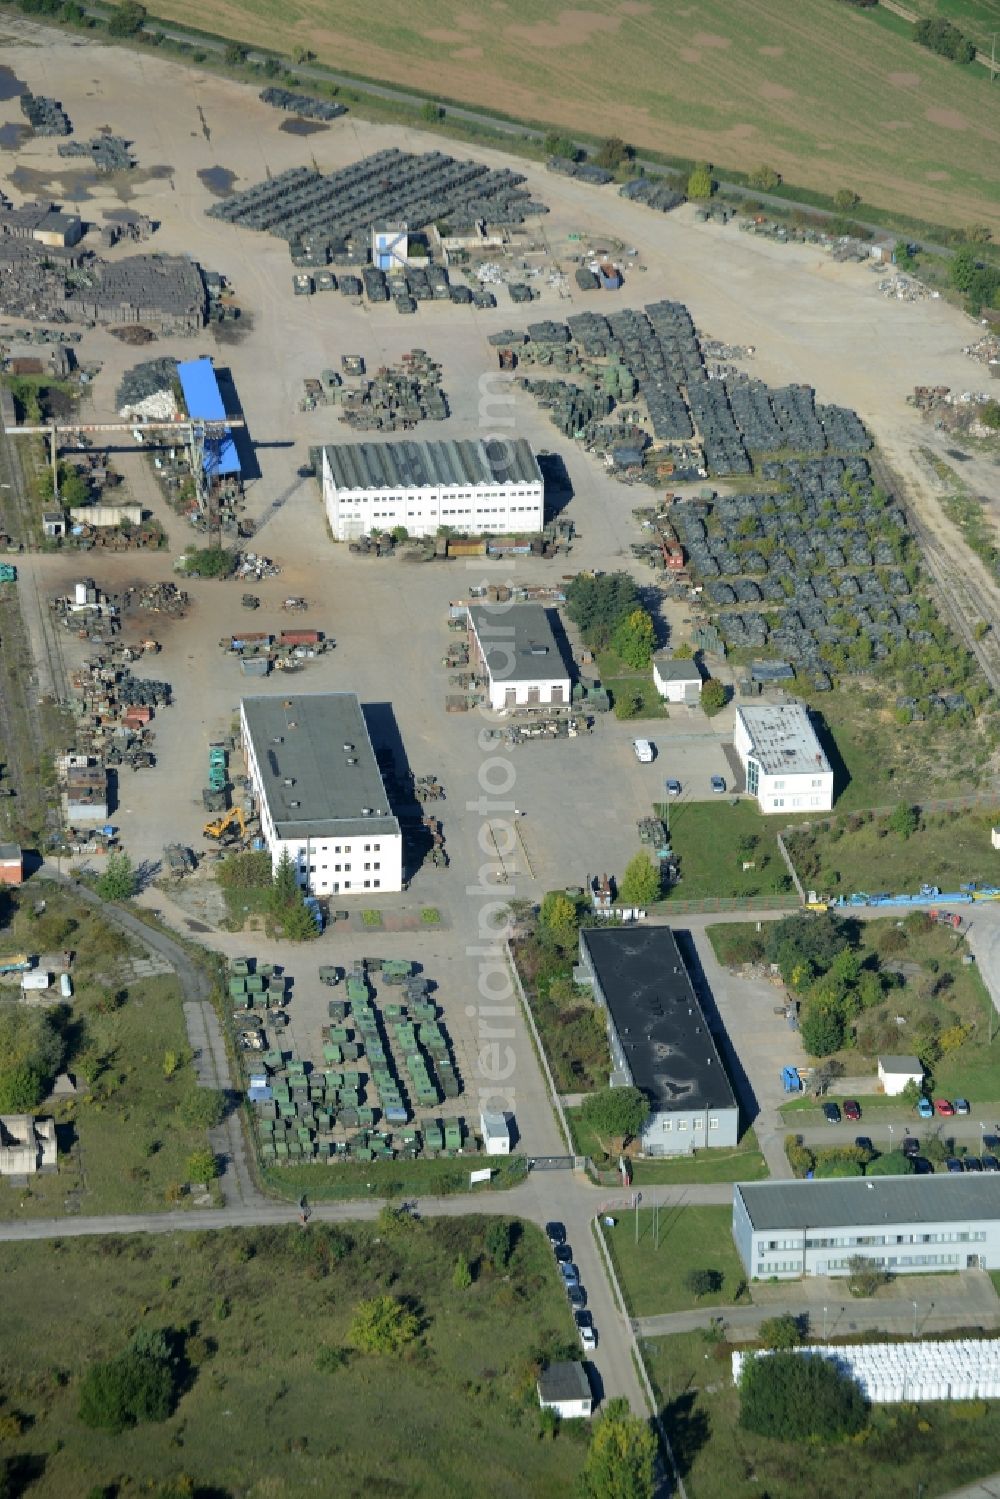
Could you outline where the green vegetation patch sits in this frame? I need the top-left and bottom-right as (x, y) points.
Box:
(653, 801), (795, 902)
(785, 804), (1000, 898)
(602, 1206), (745, 1317)
(569, 1107), (768, 1183)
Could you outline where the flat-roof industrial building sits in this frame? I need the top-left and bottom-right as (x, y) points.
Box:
(733, 1177), (1000, 1280)
(321, 437), (543, 541)
(577, 927), (739, 1155)
(734, 702), (834, 814)
(467, 603), (570, 711)
(240, 692), (402, 897)
(177, 357), (240, 483)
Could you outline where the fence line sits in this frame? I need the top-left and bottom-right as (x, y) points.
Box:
(505, 941), (574, 1153)
(776, 832), (806, 904)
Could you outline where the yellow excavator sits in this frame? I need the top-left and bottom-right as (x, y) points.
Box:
(203, 806), (248, 842)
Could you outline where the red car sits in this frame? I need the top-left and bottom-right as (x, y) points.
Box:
(935, 1098), (956, 1117)
(843, 1100), (861, 1121)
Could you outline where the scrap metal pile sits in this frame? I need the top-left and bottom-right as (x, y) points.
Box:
(206, 148), (546, 259)
(518, 300), (871, 479)
(116, 357), (179, 420)
(547, 156), (614, 186)
(619, 177), (685, 215)
(675, 456), (934, 690)
(58, 135), (135, 172)
(337, 349), (448, 430)
(20, 92), (70, 136)
(259, 87), (346, 121)
(67, 654), (170, 767)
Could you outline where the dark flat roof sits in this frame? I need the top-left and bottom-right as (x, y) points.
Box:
(581, 927), (737, 1114)
(242, 692), (400, 841)
(323, 436), (541, 492)
(467, 603), (568, 684)
(737, 1176), (1000, 1232)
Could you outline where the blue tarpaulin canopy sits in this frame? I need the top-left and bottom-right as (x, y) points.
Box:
(177, 356), (240, 479)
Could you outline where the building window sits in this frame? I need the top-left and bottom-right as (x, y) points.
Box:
(364, 880), (371, 889)
(364, 862), (371, 871)
(374, 862), (380, 871)
(774, 779), (785, 791)
(677, 1120), (688, 1131)
(662, 1120), (672, 1131)
(374, 880), (380, 889)
(709, 1118), (719, 1130)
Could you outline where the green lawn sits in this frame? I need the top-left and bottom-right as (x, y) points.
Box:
(644, 1330), (1000, 1499)
(568, 1109), (768, 1184)
(601, 1207), (745, 1317)
(0, 884), (223, 1218)
(597, 650), (669, 720)
(652, 801), (795, 902)
(784, 804), (1000, 898)
(0, 1217), (586, 1497)
(261, 1152), (528, 1201)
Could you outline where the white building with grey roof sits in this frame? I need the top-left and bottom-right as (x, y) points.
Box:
(321, 437), (543, 541)
(467, 602), (570, 711)
(240, 692), (401, 897)
(733, 702), (833, 814)
(733, 1176), (1000, 1280)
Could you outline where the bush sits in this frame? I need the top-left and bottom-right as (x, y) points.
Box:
(834, 188), (860, 212)
(179, 1088), (226, 1129)
(619, 851), (661, 907)
(0, 1009), (62, 1108)
(420, 907), (441, 925)
(223, 41), (248, 65)
(361, 909), (383, 927)
(800, 1002), (845, 1057)
(747, 164), (780, 191)
(484, 1220), (514, 1270)
(866, 1150), (913, 1176)
(582, 1397), (656, 1497)
(78, 1332), (177, 1431)
(740, 1351), (868, 1440)
(348, 1295), (419, 1355)
(613, 689), (644, 721)
(785, 1134), (815, 1177)
(700, 677), (726, 716)
(179, 545), (236, 579)
(185, 1148), (218, 1184)
(96, 850), (136, 902)
(847, 1255), (890, 1297)
(687, 163), (715, 199)
(107, 0), (145, 34)
(758, 1314), (804, 1350)
(887, 802), (919, 840)
(685, 1268), (723, 1298)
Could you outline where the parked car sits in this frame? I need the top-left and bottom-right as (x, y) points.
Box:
(935, 1099), (956, 1117)
(843, 1100), (861, 1122)
(823, 1102), (841, 1124)
(912, 1156), (933, 1174)
(902, 1136), (920, 1158)
(981, 1154), (1000, 1173)
(554, 1243), (573, 1265)
(916, 1097), (934, 1119)
(545, 1222), (566, 1246)
(575, 1311), (597, 1350)
(855, 1136), (874, 1156)
(665, 778), (681, 796)
(963, 1156), (983, 1172)
(954, 1098), (971, 1116)
(711, 775), (727, 794)
(567, 1284), (587, 1309)
(559, 1262), (580, 1285)
(632, 739), (655, 763)
(946, 1157), (964, 1173)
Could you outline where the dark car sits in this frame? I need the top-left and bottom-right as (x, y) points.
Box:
(545, 1222), (566, 1247)
(823, 1102), (841, 1124)
(912, 1156), (934, 1174)
(963, 1156), (983, 1172)
(855, 1136), (874, 1156)
(946, 1157), (964, 1173)
(902, 1136), (920, 1157)
(981, 1154), (1000, 1173)
(554, 1243), (573, 1265)
(843, 1100), (861, 1122)
(567, 1284), (587, 1309)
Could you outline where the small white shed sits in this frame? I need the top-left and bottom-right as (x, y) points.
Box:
(480, 1111), (511, 1156)
(537, 1361), (593, 1419)
(878, 1055), (923, 1096)
(652, 654), (702, 704)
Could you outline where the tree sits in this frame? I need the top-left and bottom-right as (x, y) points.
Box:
(544, 131), (578, 160)
(389, 524), (409, 542)
(185, 1148), (218, 1183)
(593, 137), (634, 170)
(685, 1268), (723, 1298)
(834, 188), (860, 212)
(78, 1331), (177, 1431)
(581, 1086), (649, 1148)
(613, 689), (644, 721)
(611, 608), (655, 669)
(700, 677), (726, 716)
(582, 1396), (656, 1499)
(687, 163), (714, 200)
(0, 1064), (43, 1112)
(538, 890), (579, 949)
(179, 545), (236, 578)
(900, 1078), (922, 1108)
(484, 1219), (514, 1269)
(758, 1313), (804, 1350)
(951, 246), (978, 293)
(269, 848), (300, 911)
(223, 41), (248, 65)
(740, 1351), (868, 1441)
(923, 1135), (949, 1165)
(179, 1088), (226, 1128)
(96, 850), (137, 902)
(846, 1255), (890, 1297)
(800, 1001), (845, 1057)
(619, 852), (661, 907)
(866, 1150), (913, 1177)
(279, 899), (322, 941)
(565, 572), (640, 650)
(107, 0), (145, 35)
(348, 1295), (419, 1355)
(887, 802), (919, 840)
(0, 1008), (63, 1107)
(672, 641), (694, 659)
(747, 164), (780, 191)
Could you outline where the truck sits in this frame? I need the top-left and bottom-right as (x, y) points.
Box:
(632, 739), (655, 764)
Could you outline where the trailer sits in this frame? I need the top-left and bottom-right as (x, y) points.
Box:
(0, 953), (31, 974)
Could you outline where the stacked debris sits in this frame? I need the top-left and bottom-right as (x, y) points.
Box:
(58, 136), (135, 172)
(20, 92), (70, 136)
(135, 581), (189, 616)
(619, 177), (685, 215)
(116, 357), (179, 421)
(547, 157), (613, 186)
(336, 350), (448, 430)
(259, 87), (347, 121)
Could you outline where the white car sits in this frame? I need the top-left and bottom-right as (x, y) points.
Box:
(576, 1312), (597, 1350)
(632, 739), (654, 763)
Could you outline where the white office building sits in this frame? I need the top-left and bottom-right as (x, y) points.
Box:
(240, 692), (402, 897)
(467, 602), (570, 711)
(734, 702), (834, 814)
(733, 1177), (1000, 1281)
(321, 437), (544, 541)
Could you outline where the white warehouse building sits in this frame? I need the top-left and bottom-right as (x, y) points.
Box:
(240, 692), (402, 897)
(321, 437), (544, 542)
(734, 702), (834, 814)
(467, 602), (570, 711)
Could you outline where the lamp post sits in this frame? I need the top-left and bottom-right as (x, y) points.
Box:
(912, 1300), (918, 1339)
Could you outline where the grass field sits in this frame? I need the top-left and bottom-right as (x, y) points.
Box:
(568, 1109), (769, 1183)
(597, 649), (669, 720)
(145, 0), (1000, 230)
(261, 1152), (528, 1200)
(644, 1330), (1000, 1499)
(601, 1206), (746, 1316)
(0, 884), (222, 1218)
(785, 803), (1000, 897)
(0, 1216), (587, 1497)
(652, 800), (795, 902)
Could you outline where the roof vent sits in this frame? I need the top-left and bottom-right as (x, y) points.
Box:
(272, 736), (283, 744)
(347, 756), (358, 765)
(283, 777), (295, 786)
(283, 699), (293, 709)
(343, 742), (355, 751)
(289, 799), (300, 808)
(362, 808), (372, 816)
